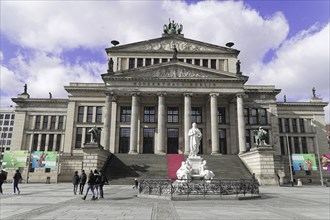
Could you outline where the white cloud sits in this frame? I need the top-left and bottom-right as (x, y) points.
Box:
(0, 51), (3, 61)
(250, 23), (330, 122)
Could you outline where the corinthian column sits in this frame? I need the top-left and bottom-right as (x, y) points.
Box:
(156, 93), (166, 154)
(237, 94), (246, 154)
(102, 92), (113, 151)
(210, 93), (220, 154)
(184, 93), (192, 154)
(129, 92), (140, 154)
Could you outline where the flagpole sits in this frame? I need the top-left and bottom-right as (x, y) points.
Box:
(286, 134), (294, 187)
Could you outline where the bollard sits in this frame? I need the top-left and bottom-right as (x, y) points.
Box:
(297, 179), (302, 187)
(46, 177), (51, 184)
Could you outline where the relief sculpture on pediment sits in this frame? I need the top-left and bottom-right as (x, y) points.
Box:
(142, 40), (213, 52)
(143, 67), (210, 78)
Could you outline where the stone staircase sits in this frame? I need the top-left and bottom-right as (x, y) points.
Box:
(103, 154), (252, 185)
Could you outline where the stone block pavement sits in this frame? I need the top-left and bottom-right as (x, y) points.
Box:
(0, 183), (329, 220)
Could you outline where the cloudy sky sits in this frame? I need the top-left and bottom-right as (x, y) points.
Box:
(1, 0), (329, 123)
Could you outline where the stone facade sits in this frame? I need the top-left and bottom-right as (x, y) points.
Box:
(2, 26), (328, 184)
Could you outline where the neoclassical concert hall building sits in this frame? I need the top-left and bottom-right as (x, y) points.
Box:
(9, 22), (328, 183)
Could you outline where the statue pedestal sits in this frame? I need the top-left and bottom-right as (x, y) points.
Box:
(239, 146), (277, 185)
(187, 156), (202, 176)
(82, 142), (111, 172)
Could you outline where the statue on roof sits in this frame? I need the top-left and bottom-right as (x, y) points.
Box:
(163, 19), (183, 35)
(312, 87), (316, 98)
(284, 95), (286, 102)
(108, 57), (114, 73)
(236, 60), (241, 74)
(172, 45), (178, 60)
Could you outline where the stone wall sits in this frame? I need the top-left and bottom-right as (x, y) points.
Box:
(57, 154), (83, 182)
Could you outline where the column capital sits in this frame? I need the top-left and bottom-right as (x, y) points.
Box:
(131, 92), (140, 97)
(183, 93), (193, 97)
(157, 92), (167, 97)
(209, 93), (219, 97)
(236, 93), (245, 98)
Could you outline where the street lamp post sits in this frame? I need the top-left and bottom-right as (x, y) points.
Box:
(286, 134), (294, 187)
(311, 120), (324, 187)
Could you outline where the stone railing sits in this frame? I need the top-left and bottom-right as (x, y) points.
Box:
(139, 179), (259, 197)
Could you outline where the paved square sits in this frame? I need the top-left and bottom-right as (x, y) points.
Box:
(0, 183), (329, 220)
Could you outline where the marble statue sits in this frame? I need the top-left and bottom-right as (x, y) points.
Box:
(108, 57), (114, 73)
(312, 87), (316, 98)
(199, 160), (215, 180)
(188, 123), (202, 157)
(176, 161), (191, 180)
(254, 127), (267, 147)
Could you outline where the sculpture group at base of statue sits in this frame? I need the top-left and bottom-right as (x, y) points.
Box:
(176, 159), (215, 181)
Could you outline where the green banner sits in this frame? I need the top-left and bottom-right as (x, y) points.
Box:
(2, 150), (28, 168)
(292, 154), (317, 171)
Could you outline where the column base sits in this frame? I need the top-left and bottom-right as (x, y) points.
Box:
(211, 152), (222, 156)
(155, 151), (166, 155)
(128, 151), (138, 154)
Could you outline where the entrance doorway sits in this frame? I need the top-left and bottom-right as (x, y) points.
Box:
(143, 128), (155, 153)
(119, 128), (130, 153)
(219, 128), (227, 154)
(167, 128), (179, 154)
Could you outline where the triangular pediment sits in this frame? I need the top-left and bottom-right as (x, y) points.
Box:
(107, 35), (239, 55)
(113, 61), (239, 79)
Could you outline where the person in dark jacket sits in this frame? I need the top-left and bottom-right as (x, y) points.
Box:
(79, 170), (87, 195)
(13, 169), (22, 194)
(99, 171), (108, 199)
(72, 171), (80, 195)
(82, 170), (95, 200)
(94, 169), (100, 200)
(0, 169), (7, 194)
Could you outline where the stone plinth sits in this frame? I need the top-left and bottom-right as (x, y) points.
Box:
(187, 156), (203, 176)
(239, 146), (277, 185)
(82, 143), (111, 172)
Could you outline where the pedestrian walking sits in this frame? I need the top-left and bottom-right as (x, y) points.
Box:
(0, 169), (7, 195)
(132, 178), (139, 189)
(79, 170), (87, 195)
(72, 171), (80, 195)
(94, 169), (100, 200)
(82, 170), (96, 200)
(13, 169), (22, 194)
(99, 171), (108, 199)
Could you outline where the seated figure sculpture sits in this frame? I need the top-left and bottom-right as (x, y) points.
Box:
(176, 161), (192, 181)
(199, 160), (215, 180)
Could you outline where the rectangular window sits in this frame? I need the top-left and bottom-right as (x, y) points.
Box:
(40, 134), (46, 151)
(244, 108), (249, 125)
(218, 107), (225, 124)
(280, 137), (285, 155)
(210, 59), (216, 69)
(194, 59), (200, 66)
(299, 118), (305, 132)
(145, 58), (151, 66)
(161, 58), (168, 63)
(75, 128), (82, 148)
(32, 134), (38, 151)
(119, 128), (130, 153)
(1, 133), (6, 138)
(43, 116), (48, 129)
(153, 58), (160, 64)
(137, 58), (143, 67)
(3, 121), (9, 126)
(35, 115), (41, 129)
(56, 134), (61, 151)
(186, 59), (192, 64)
(144, 107), (156, 123)
(250, 108), (258, 125)
(45, 168), (51, 173)
(129, 58), (135, 69)
(278, 119), (283, 133)
(85, 127), (91, 144)
(301, 137), (308, 153)
(294, 137), (300, 153)
(58, 116), (64, 130)
(87, 106), (93, 122)
(7, 133), (12, 138)
(48, 134), (54, 151)
(120, 106), (131, 122)
(77, 106), (84, 122)
(284, 118), (290, 133)
(178, 59), (184, 62)
(10, 121), (14, 126)
(0, 114), (3, 119)
(292, 118), (298, 133)
(95, 107), (102, 123)
(260, 109), (267, 125)
(202, 59), (208, 67)
(11, 115), (15, 119)
(191, 107), (202, 123)
(168, 107), (179, 123)
(5, 114), (10, 119)
(50, 116), (56, 130)
(6, 140), (11, 145)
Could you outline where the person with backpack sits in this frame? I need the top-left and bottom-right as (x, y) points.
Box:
(79, 170), (87, 195)
(72, 171), (80, 195)
(93, 169), (100, 200)
(82, 170), (96, 200)
(13, 169), (23, 194)
(99, 171), (108, 199)
(0, 169), (7, 195)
